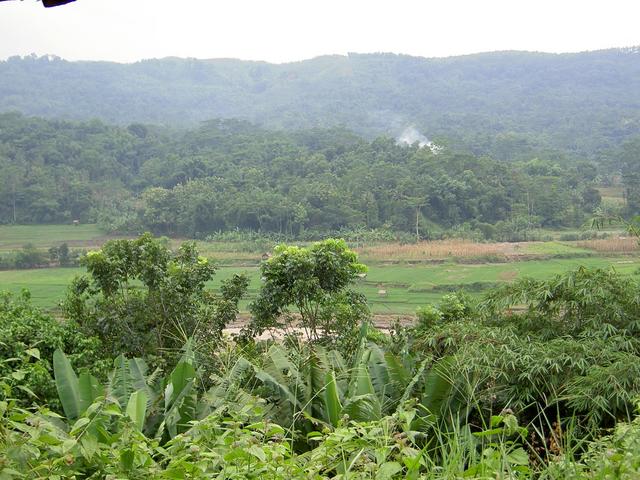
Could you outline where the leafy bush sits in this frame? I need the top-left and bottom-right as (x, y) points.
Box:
(63, 233), (248, 362)
(0, 290), (106, 408)
(246, 239), (369, 352)
(416, 292), (475, 330)
(547, 403), (640, 478)
(4, 319), (640, 478)
(411, 268), (640, 430)
(416, 304), (443, 329)
(13, 243), (47, 269)
(0, 367), (533, 479)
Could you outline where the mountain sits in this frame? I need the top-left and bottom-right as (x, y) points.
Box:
(2, 48), (640, 159)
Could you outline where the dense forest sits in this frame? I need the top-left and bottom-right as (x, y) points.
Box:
(1, 112), (624, 239)
(2, 48), (640, 159)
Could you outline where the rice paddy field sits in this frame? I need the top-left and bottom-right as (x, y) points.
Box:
(0, 224), (108, 251)
(1, 224), (638, 313)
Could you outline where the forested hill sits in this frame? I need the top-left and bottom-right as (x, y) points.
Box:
(2, 48), (640, 159)
(0, 113), (608, 237)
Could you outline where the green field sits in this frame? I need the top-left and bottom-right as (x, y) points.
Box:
(1, 224), (637, 314)
(0, 266), (262, 311)
(2, 256), (638, 314)
(519, 241), (591, 255)
(0, 224), (107, 251)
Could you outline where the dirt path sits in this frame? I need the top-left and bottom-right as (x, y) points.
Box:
(223, 313), (417, 338)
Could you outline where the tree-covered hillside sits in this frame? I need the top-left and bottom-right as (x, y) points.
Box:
(2, 48), (640, 159)
(0, 113), (607, 237)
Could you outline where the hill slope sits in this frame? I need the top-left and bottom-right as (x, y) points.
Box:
(2, 48), (640, 158)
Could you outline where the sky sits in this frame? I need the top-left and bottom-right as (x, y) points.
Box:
(1, 0), (639, 64)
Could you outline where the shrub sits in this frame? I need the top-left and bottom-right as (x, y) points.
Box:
(410, 268), (640, 430)
(246, 239), (368, 351)
(0, 290), (106, 408)
(14, 243), (47, 268)
(416, 304), (443, 329)
(548, 403), (640, 478)
(62, 233), (248, 362)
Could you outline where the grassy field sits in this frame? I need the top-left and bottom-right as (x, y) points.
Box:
(2, 256), (638, 313)
(0, 224), (108, 251)
(1, 224), (638, 314)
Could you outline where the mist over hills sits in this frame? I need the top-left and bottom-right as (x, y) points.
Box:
(2, 48), (640, 159)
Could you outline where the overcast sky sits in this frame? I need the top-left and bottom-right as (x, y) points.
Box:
(1, 0), (639, 64)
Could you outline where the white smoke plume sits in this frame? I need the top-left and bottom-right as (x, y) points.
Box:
(397, 126), (442, 154)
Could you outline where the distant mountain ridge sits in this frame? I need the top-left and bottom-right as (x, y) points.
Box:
(2, 48), (640, 159)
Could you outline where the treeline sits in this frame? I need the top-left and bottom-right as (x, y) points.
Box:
(0, 113), (627, 238)
(0, 242), (84, 270)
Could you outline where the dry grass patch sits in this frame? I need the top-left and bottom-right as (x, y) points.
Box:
(597, 186), (625, 205)
(498, 270), (519, 281)
(576, 238), (639, 253)
(356, 240), (515, 261)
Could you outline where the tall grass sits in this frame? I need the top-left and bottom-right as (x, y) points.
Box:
(576, 237), (639, 253)
(356, 240), (515, 261)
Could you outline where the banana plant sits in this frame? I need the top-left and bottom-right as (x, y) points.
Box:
(52, 340), (202, 441)
(53, 349), (105, 421)
(325, 336), (456, 429)
(210, 324), (457, 435)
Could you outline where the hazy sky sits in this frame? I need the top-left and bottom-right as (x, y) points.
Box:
(1, 0), (639, 63)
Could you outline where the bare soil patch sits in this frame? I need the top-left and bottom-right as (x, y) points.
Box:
(223, 313), (416, 338)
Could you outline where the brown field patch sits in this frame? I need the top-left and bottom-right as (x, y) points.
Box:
(576, 238), (639, 253)
(356, 240), (515, 261)
(498, 270), (519, 281)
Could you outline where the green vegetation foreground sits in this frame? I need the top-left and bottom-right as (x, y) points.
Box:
(2, 234), (640, 477)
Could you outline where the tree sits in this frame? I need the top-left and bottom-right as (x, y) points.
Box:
(621, 137), (640, 216)
(245, 239), (368, 349)
(14, 243), (46, 269)
(63, 233), (248, 360)
(48, 243), (71, 266)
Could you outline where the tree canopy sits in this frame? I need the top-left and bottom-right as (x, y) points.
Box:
(0, 113), (606, 237)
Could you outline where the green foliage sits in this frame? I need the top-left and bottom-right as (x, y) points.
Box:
(0, 112), (602, 235)
(50, 343), (204, 442)
(209, 329), (457, 449)
(411, 267), (640, 429)
(247, 239), (369, 348)
(63, 233), (248, 360)
(620, 137), (640, 216)
(416, 292), (474, 330)
(0, 290), (105, 408)
(0, 242), (82, 271)
(416, 304), (443, 329)
(556, 404), (640, 478)
(13, 243), (46, 269)
(6, 328), (640, 478)
(481, 267), (640, 338)
(0, 385), (536, 479)
(48, 243), (71, 266)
